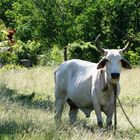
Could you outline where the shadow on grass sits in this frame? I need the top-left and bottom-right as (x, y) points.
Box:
(73, 120), (95, 132)
(0, 84), (54, 111)
(0, 120), (35, 135)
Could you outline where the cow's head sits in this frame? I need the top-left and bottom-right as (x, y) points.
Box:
(95, 34), (132, 84)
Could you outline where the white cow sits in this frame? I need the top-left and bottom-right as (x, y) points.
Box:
(54, 35), (132, 128)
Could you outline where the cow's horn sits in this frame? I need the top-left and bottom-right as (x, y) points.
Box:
(121, 37), (133, 53)
(95, 34), (105, 54)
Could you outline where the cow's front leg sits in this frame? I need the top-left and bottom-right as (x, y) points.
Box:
(106, 103), (114, 129)
(92, 90), (103, 128)
(94, 102), (103, 128)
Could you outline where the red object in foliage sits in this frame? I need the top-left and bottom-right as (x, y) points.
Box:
(7, 29), (16, 44)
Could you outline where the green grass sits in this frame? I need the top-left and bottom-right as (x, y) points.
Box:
(0, 66), (139, 140)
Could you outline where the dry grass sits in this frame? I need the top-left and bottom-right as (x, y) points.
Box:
(0, 66), (139, 140)
(121, 68), (140, 97)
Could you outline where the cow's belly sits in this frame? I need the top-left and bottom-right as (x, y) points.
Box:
(70, 95), (94, 117)
(80, 107), (93, 117)
(68, 80), (92, 105)
(66, 72), (94, 117)
(67, 81), (94, 117)
(71, 95), (93, 108)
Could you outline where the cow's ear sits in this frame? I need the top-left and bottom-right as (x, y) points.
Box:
(121, 58), (132, 69)
(97, 58), (108, 69)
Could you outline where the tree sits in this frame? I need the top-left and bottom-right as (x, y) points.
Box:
(0, 0), (139, 65)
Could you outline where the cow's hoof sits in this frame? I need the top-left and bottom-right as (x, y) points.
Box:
(107, 125), (113, 131)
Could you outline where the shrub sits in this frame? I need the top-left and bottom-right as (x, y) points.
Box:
(0, 20), (7, 41)
(50, 45), (63, 65)
(14, 40), (42, 65)
(0, 40), (42, 65)
(37, 45), (63, 66)
(68, 41), (101, 63)
(124, 50), (140, 66)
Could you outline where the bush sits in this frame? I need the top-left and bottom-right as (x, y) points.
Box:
(0, 20), (7, 41)
(37, 45), (63, 66)
(14, 40), (42, 65)
(68, 41), (101, 63)
(124, 50), (140, 66)
(50, 45), (63, 65)
(0, 40), (42, 65)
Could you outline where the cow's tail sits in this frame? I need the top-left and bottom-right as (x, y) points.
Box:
(54, 68), (57, 84)
(54, 61), (66, 84)
(54, 65), (61, 84)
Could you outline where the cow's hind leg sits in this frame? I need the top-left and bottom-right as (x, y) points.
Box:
(67, 99), (78, 124)
(54, 90), (66, 123)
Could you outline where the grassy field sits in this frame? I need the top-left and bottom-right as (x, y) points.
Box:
(0, 66), (139, 140)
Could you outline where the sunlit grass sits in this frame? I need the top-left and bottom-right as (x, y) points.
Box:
(0, 66), (139, 139)
(120, 68), (140, 97)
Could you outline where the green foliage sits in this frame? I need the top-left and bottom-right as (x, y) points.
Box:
(37, 45), (63, 66)
(0, 0), (140, 65)
(0, 0), (15, 26)
(68, 41), (101, 63)
(124, 51), (140, 65)
(49, 45), (63, 64)
(0, 40), (42, 65)
(14, 40), (42, 65)
(0, 20), (7, 41)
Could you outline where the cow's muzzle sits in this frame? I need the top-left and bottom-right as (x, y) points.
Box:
(111, 73), (120, 79)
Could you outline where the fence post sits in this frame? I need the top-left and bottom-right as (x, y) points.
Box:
(64, 46), (67, 61)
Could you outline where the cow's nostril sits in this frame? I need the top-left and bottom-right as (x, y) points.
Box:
(111, 73), (120, 79)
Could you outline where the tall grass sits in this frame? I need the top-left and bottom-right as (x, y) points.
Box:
(0, 66), (139, 140)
